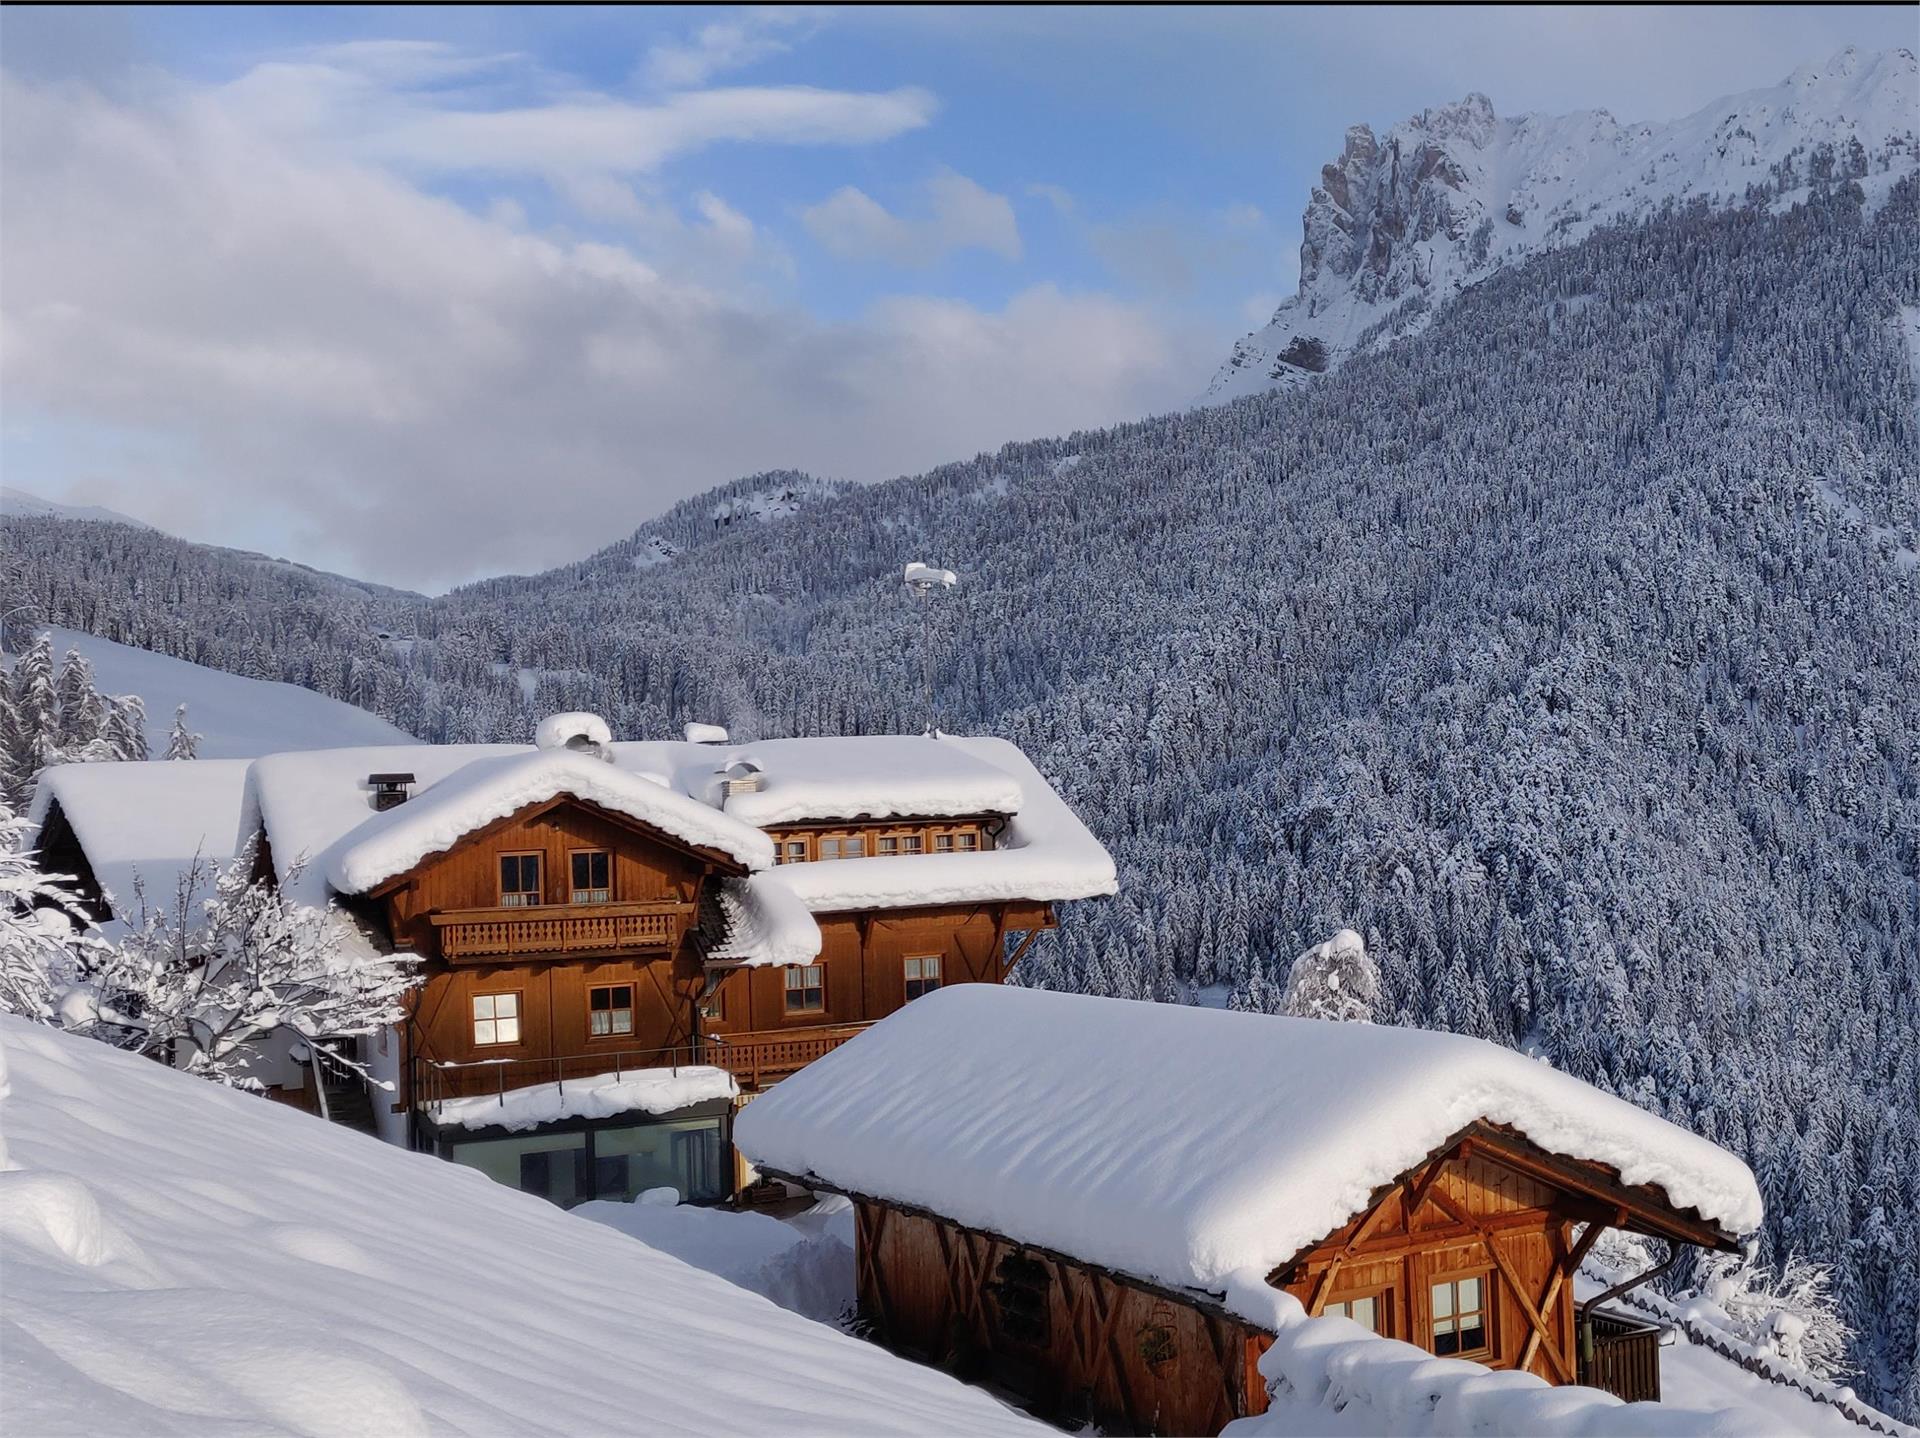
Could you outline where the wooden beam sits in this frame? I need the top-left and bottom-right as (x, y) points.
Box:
(1424, 1185), (1572, 1383)
(1518, 1213), (1616, 1375)
(1307, 1178), (1405, 1313)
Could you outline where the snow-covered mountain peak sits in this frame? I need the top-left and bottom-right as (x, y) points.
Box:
(1206, 47), (1919, 403)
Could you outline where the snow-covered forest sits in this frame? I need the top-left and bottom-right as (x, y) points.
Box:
(4, 176), (1917, 1416)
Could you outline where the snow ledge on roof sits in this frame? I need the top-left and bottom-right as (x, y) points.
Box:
(428, 1065), (738, 1133)
(709, 874), (823, 967)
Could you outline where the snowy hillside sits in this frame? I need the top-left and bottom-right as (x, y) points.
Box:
(1206, 46), (1918, 401)
(0, 1016), (1041, 1436)
(2, 486), (153, 531)
(34, 627), (415, 758)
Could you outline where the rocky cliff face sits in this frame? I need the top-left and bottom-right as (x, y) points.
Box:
(1205, 46), (1918, 404)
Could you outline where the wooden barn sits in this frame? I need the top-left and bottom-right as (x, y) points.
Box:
(735, 986), (1765, 1436)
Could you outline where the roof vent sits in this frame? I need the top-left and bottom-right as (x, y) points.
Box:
(719, 759), (763, 797)
(368, 772), (416, 812)
(535, 711), (613, 760)
(684, 722), (730, 744)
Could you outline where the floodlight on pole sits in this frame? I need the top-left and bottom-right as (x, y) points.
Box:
(903, 562), (959, 733)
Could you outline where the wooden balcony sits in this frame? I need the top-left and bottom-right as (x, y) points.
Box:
(705, 1023), (874, 1090)
(429, 900), (694, 963)
(1577, 1311), (1664, 1403)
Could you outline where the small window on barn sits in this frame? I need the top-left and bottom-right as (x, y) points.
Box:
(1325, 1289), (1391, 1336)
(784, 964), (825, 1014)
(904, 955), (941, 1001)
(589, 984), (634, 1038)
(473, 992), (521, 1046)
(499, 853), (542, 907)
(989, 1251), (1051, 1348)
(1430, 1274), (1491, 1357)
(700, 986), (725, 1022)
(570, 850), (610, 903)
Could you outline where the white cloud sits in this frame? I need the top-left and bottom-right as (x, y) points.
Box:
(0, 72), (1194, 590)
(1025, 181), (1077, 217)
(642, 11), (824, 91)
(802, 169), (1021, 267)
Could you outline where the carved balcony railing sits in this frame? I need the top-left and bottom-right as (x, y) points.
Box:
(428, 900), (694, 962)
(703, 1022), (874, 1090)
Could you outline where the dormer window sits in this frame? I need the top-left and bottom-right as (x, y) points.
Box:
(500, 853), (542, 907)
(570, 850), (610, 903)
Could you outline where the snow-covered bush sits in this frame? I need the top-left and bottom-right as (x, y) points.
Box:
(0, 802), (103, 1021)
(1280, 928), (1378, 1023)
(1689, 1251), (1856, 1383)
(73, 842), (420, 1094)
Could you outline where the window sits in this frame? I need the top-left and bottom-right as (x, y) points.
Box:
(899, 833), (924, 854)
(1430, 1274), (1491, 1357)
(570, 850), (610, 903)
(877, 835), (899, 855)
(1324, 1289), (1392, 1336)
(934, 832), (954, 852)
(904, 955), (942, 1000)
(841, 835), (865, 858)
(699, 986), (725, 1022)
(472, 992), (521, 1046)
(818, 838), (840, 860)
(499, 853), (541, 907)
(777, 839), (808, 865)
(958, 830), (981, 851)
(589, 984), (634, 1038)
(784, 964), (825, 1014)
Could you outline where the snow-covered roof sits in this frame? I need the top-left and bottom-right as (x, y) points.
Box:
(756, 736), (1116, 914)
(325, 748), (775, 896)
(428, 1064), (737, 1132)
(709, 873), (824, 967)
(45, 725), (1106, 934)
(736, 987), (1764, 1319)
(27, 759), (253, 932)
(613, 733), (1027, 827)
(0, 1015), (1045, 1437)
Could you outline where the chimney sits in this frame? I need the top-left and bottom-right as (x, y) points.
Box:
(684, 722), (730, 744)
(368, 772), (416, 811)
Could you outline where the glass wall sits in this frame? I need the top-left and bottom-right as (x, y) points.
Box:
(440, 1112), (727, 1208)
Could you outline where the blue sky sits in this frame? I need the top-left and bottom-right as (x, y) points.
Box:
(2, 5), (1911, 588)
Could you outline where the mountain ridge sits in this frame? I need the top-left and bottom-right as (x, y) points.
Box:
(1205, 45), (1919, 402)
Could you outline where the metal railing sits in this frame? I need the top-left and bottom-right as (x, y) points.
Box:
(418, 1044), (701, 1111)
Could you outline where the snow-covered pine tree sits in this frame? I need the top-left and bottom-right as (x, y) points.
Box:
(164, 703), (201, 760)
(100, 693), (147, 761)
(52, 649), (104, 752)
(75, 843), (421, 1094)
(1280, 928), (1379, 1023)
(0, 801), (102, 1021)
(3, 637), (57, 806)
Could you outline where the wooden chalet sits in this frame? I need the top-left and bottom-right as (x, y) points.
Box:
(736, 986), (1765, 1436)
(30, 714), (1116, 1207)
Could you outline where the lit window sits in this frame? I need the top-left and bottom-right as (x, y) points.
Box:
(499, 854), (541, 907)
(1325, 1291), (1389, 1335)
(905, 955), (942, 1000)
(784, 964), (825, 1013)
(589, 985), (634, 1038)
(570, 851), (610, 903)
(473, 992), (521, 1046)
(1430, 1275), (1490, 1356)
